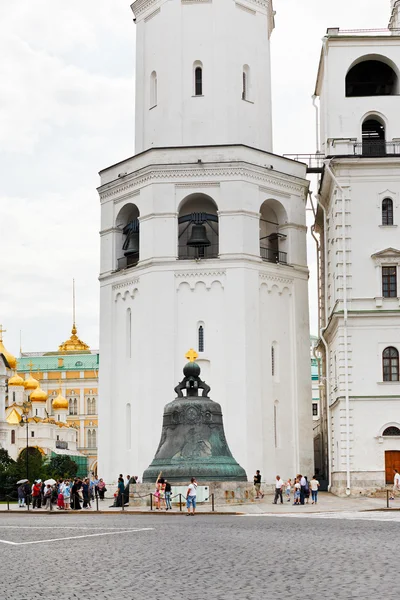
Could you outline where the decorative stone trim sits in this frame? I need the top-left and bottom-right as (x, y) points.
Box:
(182, 0), (211, 3)
(259, 185), (291, 199)
(235, 2), (256, 15)
(100, 227), (119, 236)
(259, 273), (293, 285)
(131, 0), (160, 19)
(175, 182), (220, 189)
(144, 7), (160, 21)
(100, 164), (305, 203)
(175, 271), (226, 278)
(112, 278), (140, 291)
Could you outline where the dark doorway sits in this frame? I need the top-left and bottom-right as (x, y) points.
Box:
(362, 119), (386, 156)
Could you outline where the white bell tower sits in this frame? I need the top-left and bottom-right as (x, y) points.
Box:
(134, 0), (274, 153)
(389, 1), (400, 29)
(98, 0), (313, 485)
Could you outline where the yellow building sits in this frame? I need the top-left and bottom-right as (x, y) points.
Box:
(17, 323), (99, 474)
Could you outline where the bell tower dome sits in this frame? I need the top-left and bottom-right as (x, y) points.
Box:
(132, 0), (275, 153)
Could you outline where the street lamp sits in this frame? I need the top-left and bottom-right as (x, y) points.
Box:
(20, 401), (32, 481)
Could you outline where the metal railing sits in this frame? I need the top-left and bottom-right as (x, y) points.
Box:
(260, 246), (288, 265)
(354, 141), (400, 157)
(283, 153), (325, 173)
(0, 492), (217, 512)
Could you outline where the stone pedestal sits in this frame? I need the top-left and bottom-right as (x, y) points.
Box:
(129, 481), (273, 507)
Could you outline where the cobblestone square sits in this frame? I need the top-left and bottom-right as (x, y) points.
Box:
(0, 512), (398, 599)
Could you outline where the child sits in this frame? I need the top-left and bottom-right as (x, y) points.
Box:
(285, 478), (292, 502)
(293, 478), (301, 505)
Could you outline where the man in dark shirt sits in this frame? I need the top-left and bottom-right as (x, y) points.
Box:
(254, 470), (264, 499)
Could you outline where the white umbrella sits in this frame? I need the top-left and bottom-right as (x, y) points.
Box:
(44, 479), (56, 486)
(17, 479), (28, 485)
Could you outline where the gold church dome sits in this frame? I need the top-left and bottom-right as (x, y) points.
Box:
(59, 323), (90, 353)
(52, 393), (68, 411)
(30, 387), (48, 403)
(0, 326), (17, 370)
(25, 375), (40, 391)
(8, 373), (25, 387)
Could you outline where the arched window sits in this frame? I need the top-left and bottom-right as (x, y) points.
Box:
(383, 426), (400, 436)
(383, 346), (399, 381)
(271, 346), (275, 376)
(194, 65), (203, 96)
(242, 65), (250, 100)
(346, 59), (398, 97)
(150, 71), (157, 107)
(69, 399), (74, 415)
(87, 398), (96, 415)
(88, 429), (97, 449)
(198, 325), (204, 353)
(362, 117), (386, 156)
(11, 430), (15, 444)
(178, 193), (219, 260)
(127, 308), (132, 358)
(115, 204), (140, 271)
(382, 198), (394, 226)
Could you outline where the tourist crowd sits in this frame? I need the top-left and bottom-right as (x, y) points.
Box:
(254, 470), (321, 505)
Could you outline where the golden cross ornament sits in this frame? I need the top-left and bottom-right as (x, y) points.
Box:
(185, 348), (198, 363)
(27, 360), (34, 373)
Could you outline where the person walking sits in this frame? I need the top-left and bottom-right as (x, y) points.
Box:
(390, 469), (400, 500)
(304, 476), (310, 504)
(299, 474), (307, 505)
(17, 483), (26, 508)
(71, 478), (82, 510)
(43, 485), (52, 511)
(293, 478), (301, 505)
(63, 479), (71, 510)
(98, 479), (106, 500)
(186, 477), (197, 516)
(310, 475), (320, 504)
(273, 475), (284, 504)
(253, 470), (264, 499)
(116, 477), (125, 507)
(165, 479), (172, 510)
(285, 478), (292, 502)
(82, 478), (91, 509)
(32, 481), (41, 509)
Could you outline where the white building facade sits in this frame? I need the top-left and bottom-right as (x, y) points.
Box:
(314, 1), (400, 494)
(98, 0), (314, 484)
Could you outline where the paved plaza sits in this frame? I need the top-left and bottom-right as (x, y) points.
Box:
(0, 511), (399, 599)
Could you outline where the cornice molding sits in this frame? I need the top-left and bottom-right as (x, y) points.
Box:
(112, 278), (140, 291)
(100, 164), (305, 204)
(259, 273), (293, 285)
(218, 209), (260, 218)
(175, 271), (226, 278)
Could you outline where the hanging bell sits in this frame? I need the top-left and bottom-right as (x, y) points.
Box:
(123, 231), (139, 256)
(187, 224), (211, 248)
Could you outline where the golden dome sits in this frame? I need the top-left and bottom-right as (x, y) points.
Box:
(0, 328), (17, 370)
(59, 323), (90, 353)
(52, 393), (68, 411)
(30, 387), (48, 403)
(8, 373), (25, 387)
(25, 375), (40, 391)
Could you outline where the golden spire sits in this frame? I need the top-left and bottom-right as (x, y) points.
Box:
(0, 324), (17, 369)
(185, 348), (198, 363)
(25, 360), (39, 391)
(58, 279), (89, 353)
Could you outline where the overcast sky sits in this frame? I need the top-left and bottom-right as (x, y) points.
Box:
(0, 0), (390, 354)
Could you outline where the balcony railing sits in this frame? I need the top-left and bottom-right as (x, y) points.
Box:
(178, 244), (219, 260)
(260, 246), (288, 265)
(354, 141), (400, 157)
(117, 253), (139, 271)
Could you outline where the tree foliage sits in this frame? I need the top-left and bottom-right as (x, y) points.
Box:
(47, 455), (78, 479)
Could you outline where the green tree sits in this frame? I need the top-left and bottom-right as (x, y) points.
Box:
(0, 449), (17, 498)
(47, 455), (78, 479)
(16, 447), (48, 483)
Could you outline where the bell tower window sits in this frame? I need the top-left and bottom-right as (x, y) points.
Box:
(382, 198), (394, 226)
(362, 117), (386, 157)
(194, 63), (203, 96)
(178, 194), (219, 260)
(198, 325), (204, 353)
(115, 204), (140, 271)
